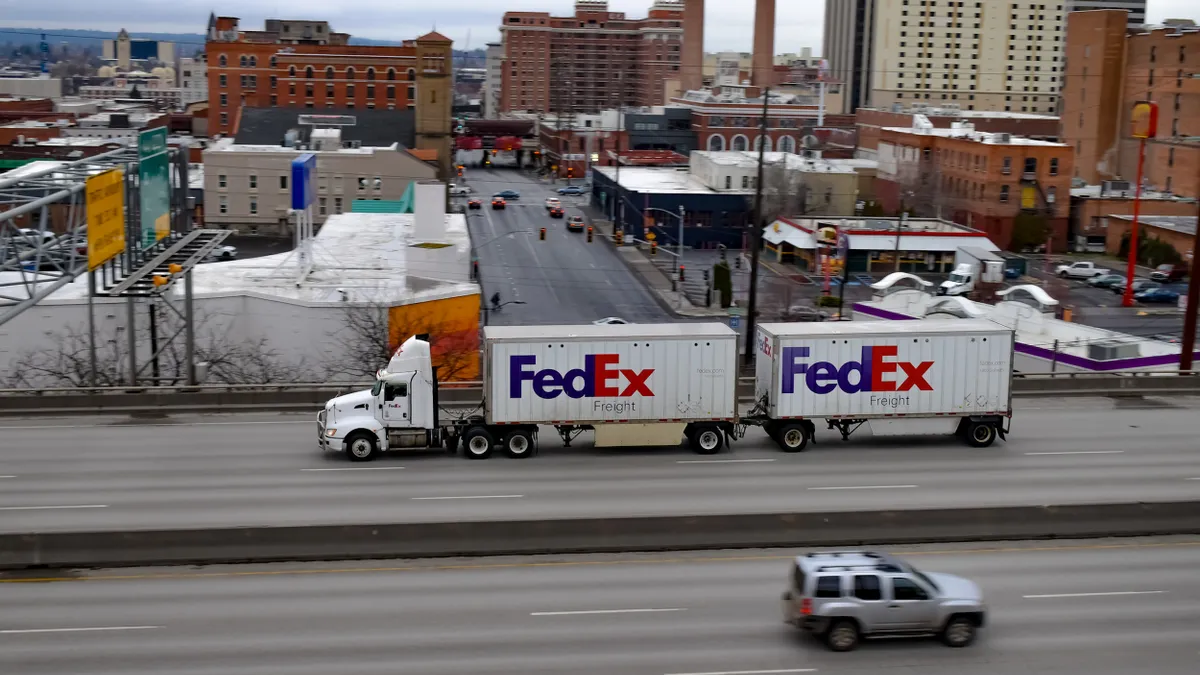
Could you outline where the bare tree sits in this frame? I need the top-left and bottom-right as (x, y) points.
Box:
(326, 301), (480, 382)
(893, 153), (943, 219)
(755, 160), (809, 225)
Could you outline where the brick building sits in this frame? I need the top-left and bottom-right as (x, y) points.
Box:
(670, 88), (856, 155)
(875, 121), (1073, 251)
(856, 105), (1060, 159)
(1104, 215), (1196, 261)
(204, 16), (453, 176)
(1070, 183), (1197, 252)
(499, 0), (687, 113)
(1061, 12), (1200, 197)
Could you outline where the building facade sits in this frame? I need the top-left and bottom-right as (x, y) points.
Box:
(482, 42), (504, 118)
(180, 55), (209, 106)
(823, 0), (878, 114)
(498, 0), (687, 114)
(204, 17), (453, 177)
(671, 90), (855, 155)
(856, 105), (1060, 159)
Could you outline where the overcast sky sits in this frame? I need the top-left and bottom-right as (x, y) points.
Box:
(3, 0), (1197, 52)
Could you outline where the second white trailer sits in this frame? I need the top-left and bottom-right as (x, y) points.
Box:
(749, 320), (1014, 450)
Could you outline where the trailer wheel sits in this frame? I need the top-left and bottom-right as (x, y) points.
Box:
(691, 425), (724, 454)
(776, 423), (809, 453)
(965, 422), (997, 448)
(344, 432), (378, 462)
(463, 427), (495, 459)
(503, 429), (534, 459)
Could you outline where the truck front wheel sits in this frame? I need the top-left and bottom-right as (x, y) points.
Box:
(503, 429), (534, 459)
(965, 422), (997, 448)
(776, 423), (809, 453)
(463, 427), (495, 459)
(690, 425), (724, 454)
(344, 432), (378, 462)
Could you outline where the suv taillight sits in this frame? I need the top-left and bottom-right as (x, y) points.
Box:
(800, 597), (812, 616)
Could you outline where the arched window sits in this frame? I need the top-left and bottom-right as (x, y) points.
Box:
(218, 54), (228, 67)
(778, 136), (796, 153)
(754, 136), (772, 152)
(288, 66), (296, 77)
(731, 134), (748, 151)
(346, 67), (356, 81)
(407, 68), (415, 81)
(366, 68), (376, 81)
(249, 56), (257, 67)
(239, 55), (247, 67)
(326, 66), (335, 80)
(305, 66), (314, 79)
(707, 134), (725, 152)
(387, 68), (396, 81)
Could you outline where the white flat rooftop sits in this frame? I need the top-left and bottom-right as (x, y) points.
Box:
(883, 126), (1068, 146)
(592, 166), (719, 195)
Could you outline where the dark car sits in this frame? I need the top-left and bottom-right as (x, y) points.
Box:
(566, 215), (585, 231)
(491, 197), (506, 210)
(1087, 273), (1124, 288)
(1111, 278), (1158, 295)
(467, 198), (482, 210)
(493, 190), (520, 200)
(1135, 286), (1180, 304)
(1149, 264), (1187, 283)
(548, 206), (564, 218)
(557, 186), (585, 195)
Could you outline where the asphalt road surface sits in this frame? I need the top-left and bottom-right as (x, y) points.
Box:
(461, 167), (671, 326)
(2, 397), (1199, 533)
(2, 537), (1198, 675)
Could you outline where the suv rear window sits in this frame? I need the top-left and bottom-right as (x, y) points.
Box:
(853, 574), (882, 601)
(814, 576), (842, 598)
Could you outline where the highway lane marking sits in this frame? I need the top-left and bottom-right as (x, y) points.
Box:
(1024, 590), (1165, 599)
(0, 475), (15, 479)
(411, 494), (524, 501)
(4, 540), (1198, 585)
(301, 467), (405, 472)
(1024, 451), (1125, 456)
(0, 505), (107, 511)
(807, 484), (917, 491)
(1187, 478), (1200, 481)
(676, 459), (777, 464)
(531, 608), (684, 617)
(0, 625), (159, 635)
(665, 670), (816, 675)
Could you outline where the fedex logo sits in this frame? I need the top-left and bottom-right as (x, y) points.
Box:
(781, 346), (934, 395)
(509, 354), (654, 400)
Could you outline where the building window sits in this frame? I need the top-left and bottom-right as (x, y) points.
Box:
(347, 84), (356, 98)
(249, 175), (257, 189)
(327, 84), (334, 97)
(725, 176), (732, 189)
(280, 175), (288, 190)
(219, 73), (227, 87)
(219, 93), (228, 106)
(367, 68), (376, 81)
(367, 84), (375, 98)
(270, 95), (278, 106)
(306, 84), (314, 97)
(218, 54), (227, 67)
(219, 196), (227, 214)
(742, 176), (750, 189)
(1169, 147), (1175, 167)
(407, 85), (415, 100)
(357, 177), (367, 191)
(1046, 187), (1056, 204)
(1150, 46), (1156, 63)
(999, 185), (1010, 203)
(289, 66), (296, 77)
(270, 75), (277, 88)
(334, 197), (343, 214)
(407, 68), (416, 80)
(387, 68), (396, 81)
(1166, 176), (1173, 192)
(346, 67), (356, 81)
(290, 83), (296, 95)
(240, 55), (247, 67)
(249, 198), (258, 215)
(1049, 158), (1058, 176)
(319, 197), (327, 216)
(1001, 156), (1012, 174)
(387, 85), (396, 99)
(731, 134), (748, 151)
(249, 56), (257, 67)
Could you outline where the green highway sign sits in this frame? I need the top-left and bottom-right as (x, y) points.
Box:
(138, 127), (170, 248)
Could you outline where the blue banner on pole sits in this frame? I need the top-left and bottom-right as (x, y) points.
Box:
(291, 153), (317, 210)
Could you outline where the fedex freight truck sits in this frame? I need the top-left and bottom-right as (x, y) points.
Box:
(318, 323), (740, 461)
(748, 320), (1014, 451)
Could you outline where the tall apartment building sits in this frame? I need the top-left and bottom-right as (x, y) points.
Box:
(499, 0), (688, 114)
(482, 42), (504, 119)
(204, 16), (452, 176)
(825, 0), (1066, 114)
(1065, 0), (1146, 26)
(1061, 12), (1200, 198)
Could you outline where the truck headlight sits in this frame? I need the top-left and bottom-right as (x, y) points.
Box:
(325, 429), (338, 437)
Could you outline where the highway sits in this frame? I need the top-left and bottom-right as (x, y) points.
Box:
(1, 538), (1197, 675)
(1, 396), (1199, 533)
(462, 167), (671, 326)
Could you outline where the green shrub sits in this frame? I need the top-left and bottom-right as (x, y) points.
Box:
(817, 295), (842, 308)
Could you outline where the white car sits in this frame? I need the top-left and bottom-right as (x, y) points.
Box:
(449, 184), (472, 196)
(206, 245), (238, 261)
(1055, 261), (1109, 279)
(593, 317), (629, 325)
(545, 197), (562, 210)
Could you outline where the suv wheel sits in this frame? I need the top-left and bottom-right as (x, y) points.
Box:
(941, 615), (977, 648)
(826, 619), (860, 652)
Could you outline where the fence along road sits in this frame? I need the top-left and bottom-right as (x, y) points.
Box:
(0, 396), (1198, 534)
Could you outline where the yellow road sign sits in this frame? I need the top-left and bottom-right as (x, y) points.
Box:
(86, 169), (125, 271)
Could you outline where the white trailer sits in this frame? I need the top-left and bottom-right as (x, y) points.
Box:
(318, 323), (740, 461)
(747, 320), (1014, 451)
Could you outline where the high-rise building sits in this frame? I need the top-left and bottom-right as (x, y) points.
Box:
(825, 0), (1067, 115)
(499, 0), (688, 114)
(482, 42), (504, 119)
(204, 15), (453, 175)
(1065, 0), (1147, 26)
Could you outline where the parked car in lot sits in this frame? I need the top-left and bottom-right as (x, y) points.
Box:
(1087, 273), (1124, 288)
(1055, 260), (1109, 279)
(1135, 286), (1181, 303)
(493, 190), (520, 200)
(545, 197), (561, 210)
(491, 197), (506, 210)
(557, 185), (585, 195)
(782, 550), (986, 652)
(467, 198), (482, 210)
(548, 206), (564, 218)
(1149, 263), (1187, 283)
(206, 245), (238, 261)
(566, 215), (585, 231)
(1111, 278), (1158, 296)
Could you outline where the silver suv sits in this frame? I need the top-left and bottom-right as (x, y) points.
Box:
(781, 550), (986, 651)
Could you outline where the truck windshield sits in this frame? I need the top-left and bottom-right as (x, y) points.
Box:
(371, 380), (383, 397)
(949, 273), (969, 283)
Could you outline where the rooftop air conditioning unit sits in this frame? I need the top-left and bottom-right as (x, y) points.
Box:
(1102, 179), (1132, 194)
(1087, 340), (1141, 361)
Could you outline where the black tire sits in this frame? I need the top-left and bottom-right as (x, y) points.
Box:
(825, 619), (860, 652)
(776, 423), (809, 453)
(1058, 271), (1068, 278)
(965, 421), (997, 448)
(690, 425), (724, 455)
(344, 432), (378, 462)
(940, 615), (977, 648)
(463, 426), (495, 460)
(503, 429), (534, 459)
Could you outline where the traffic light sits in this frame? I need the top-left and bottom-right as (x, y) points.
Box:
(650, 240), (657, 256)
(586, 226), (593, 243)
(540, 227), (546, 241)
(679, 265), (686, 282)
(567, 167), (574, 178)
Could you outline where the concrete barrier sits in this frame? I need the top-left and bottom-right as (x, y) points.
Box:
(3, 501), (1198, 570)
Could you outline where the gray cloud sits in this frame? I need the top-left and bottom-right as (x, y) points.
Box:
(3, 0), (1196, 53)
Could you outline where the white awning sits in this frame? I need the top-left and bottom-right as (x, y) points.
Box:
(847, 235), (1000, 252)
(763, 224), (816, 249)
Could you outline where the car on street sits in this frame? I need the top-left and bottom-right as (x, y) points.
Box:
(206, 245), (238, 261)
(1055, 260), (1109, 279)
(448, 184), (472, 196)
(1149, 263), (1187, 283)
(557, 185), (585, 195)
(491, 197), (506, 210)
(1135, 286), (1181, 303)
(1087, 273), (1124, 288)
(548, 206), (564, 218)
(493, 190), (520, 200)
(467, 198), (482, 209)
(1111, 278), (1158, 295)
(545, 197), (561, 210)
(781, 550), (986, 652)
(16, 228), (56, 245)
(566, 215), (585, 231)
(593, 317), (629, 325)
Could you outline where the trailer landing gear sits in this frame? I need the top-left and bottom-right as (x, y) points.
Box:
(828, 419), (866, 441)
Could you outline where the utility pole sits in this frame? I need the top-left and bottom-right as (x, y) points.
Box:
(744, 86), (770, 366)
(678, 204), (686, 281)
